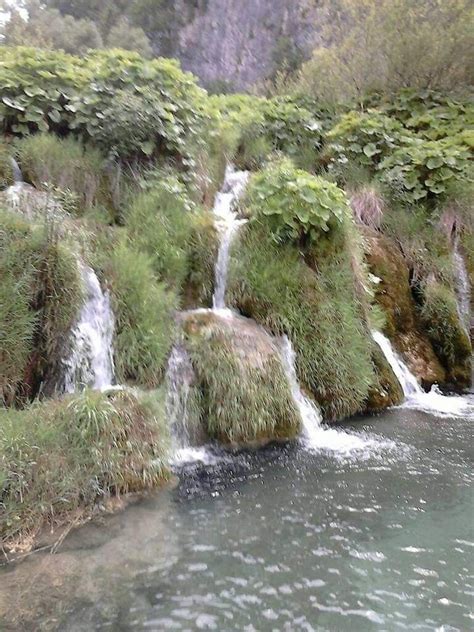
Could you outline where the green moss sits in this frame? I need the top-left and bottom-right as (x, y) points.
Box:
(0, 143), (14, 190)
(366, 346), (404, 411)
(183, 212), (218, 309)
(419, 280), (471, 389)
(182, 312), (300, 444)
(228, 224), (376, 421)
(105, 239), (177, 387)
(0, 388), (169, 548)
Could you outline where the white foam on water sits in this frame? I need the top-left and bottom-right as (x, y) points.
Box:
(280, 335), (398, 457)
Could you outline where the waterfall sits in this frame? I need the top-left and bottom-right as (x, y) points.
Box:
(280, 336), (393, 454)
(212, 165), (249, 309)
(62, 265), (115, 393)
(371, 331), (422, 398)
(452, 236), (471, 336)
(372, 330), (474, 419)
(10, 157), (23, 184)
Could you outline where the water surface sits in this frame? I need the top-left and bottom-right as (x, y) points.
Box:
(1, 407), (473, 631)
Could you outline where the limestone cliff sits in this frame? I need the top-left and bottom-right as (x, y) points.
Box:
(152, 0), (328, 90)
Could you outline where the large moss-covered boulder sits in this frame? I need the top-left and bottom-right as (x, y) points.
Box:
(180, 310), (300, 446)
(364, 228), (446, 388)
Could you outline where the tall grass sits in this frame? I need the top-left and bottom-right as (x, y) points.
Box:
(105, 240), (178, 387)
(0, 142), (13, 190)
(0, 210), (82, 404)
(228, 224), (376, 421)
(0, 389), (170, 547)
(15, 134), (106, 212)
(183, 312), (300, 443)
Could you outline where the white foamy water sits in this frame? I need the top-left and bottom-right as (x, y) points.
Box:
(62, 265), (115, 393)
(372, 331), (474, 420)
(280, 336), (396, 456)
(212, 165), (249, 309)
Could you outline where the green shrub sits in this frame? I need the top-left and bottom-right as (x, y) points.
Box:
(15, 134), (106, 211)
(105, 240), (177, 387)
(0, 211), (82, 405)
(246, 159), (349, 244)
(0, 47), (208, 165)
(380, 137), (472, 203)
(228, 224), (376, 421)
(326, 110), (408, 171)
(0, 389), (169, 546)
(214, 95), (323, 170)
(125, 176), (194, 291)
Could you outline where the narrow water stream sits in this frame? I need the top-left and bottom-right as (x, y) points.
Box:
(1, 407), (472, 631)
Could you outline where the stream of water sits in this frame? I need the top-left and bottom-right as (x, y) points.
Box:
(1, 407), (472, 631)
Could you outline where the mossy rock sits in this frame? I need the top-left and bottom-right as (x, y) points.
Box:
(364, 228), (446, 388)
(365, 345), (404, 412)
(180, 310), (301, 445)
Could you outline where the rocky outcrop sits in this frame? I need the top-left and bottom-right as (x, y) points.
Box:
(152, 0), (329, 90)
(364, 229), (447, 388)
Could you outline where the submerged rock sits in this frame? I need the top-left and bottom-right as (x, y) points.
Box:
(179, 309), (301, 446)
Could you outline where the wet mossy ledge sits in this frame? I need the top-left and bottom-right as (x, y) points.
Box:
(0, 389), (170, 550)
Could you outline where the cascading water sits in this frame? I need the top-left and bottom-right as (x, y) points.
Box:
(10, 157), (23, 184)
(280, 336), (396, 455)
(166, 166), (251, 464)
(212, 165), (250, 310)
(372, 330), (474, 419)
(62, 265), (115, 393)
(452, 235), (471, 335)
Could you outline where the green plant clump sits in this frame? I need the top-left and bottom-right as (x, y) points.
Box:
(246, 159), (349, 244)
(228, 224), (376, 421)
(182, 312), (300, 444)
(0, 143), (14, 190)
(104, 240), (177, 387)
(0, 388), (169, 546)
(0, 210), (82, 405)
(419, 279), (472, 388)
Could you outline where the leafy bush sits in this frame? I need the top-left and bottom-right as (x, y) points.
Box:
(105, 240), (177, 387)
(15, 133), (106, 211)
(215, 95), (323, 170)
(0, 47), (208, 165)
(246, 159), (348, 244)
(228, 224), (376, 421)
(0, 388), (169, 547)
(380, 138), (472, 202)
(326, 110), (408, 171)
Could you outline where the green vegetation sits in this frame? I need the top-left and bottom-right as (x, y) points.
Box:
(103, 241), (177, 388)
(0, 210), (82, 406)
(419, 280), (471, 388)
(0, 143), (13, 190)
(0, 388), (169, 546)
(182, 312), (300, 444)
(15, 133), (106, 211)
(246, 159), (348, 244)
(228, 224), (376, 421)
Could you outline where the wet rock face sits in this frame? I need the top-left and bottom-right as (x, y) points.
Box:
(153, 0), (328, 90)
(364, 229), (447, 388)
